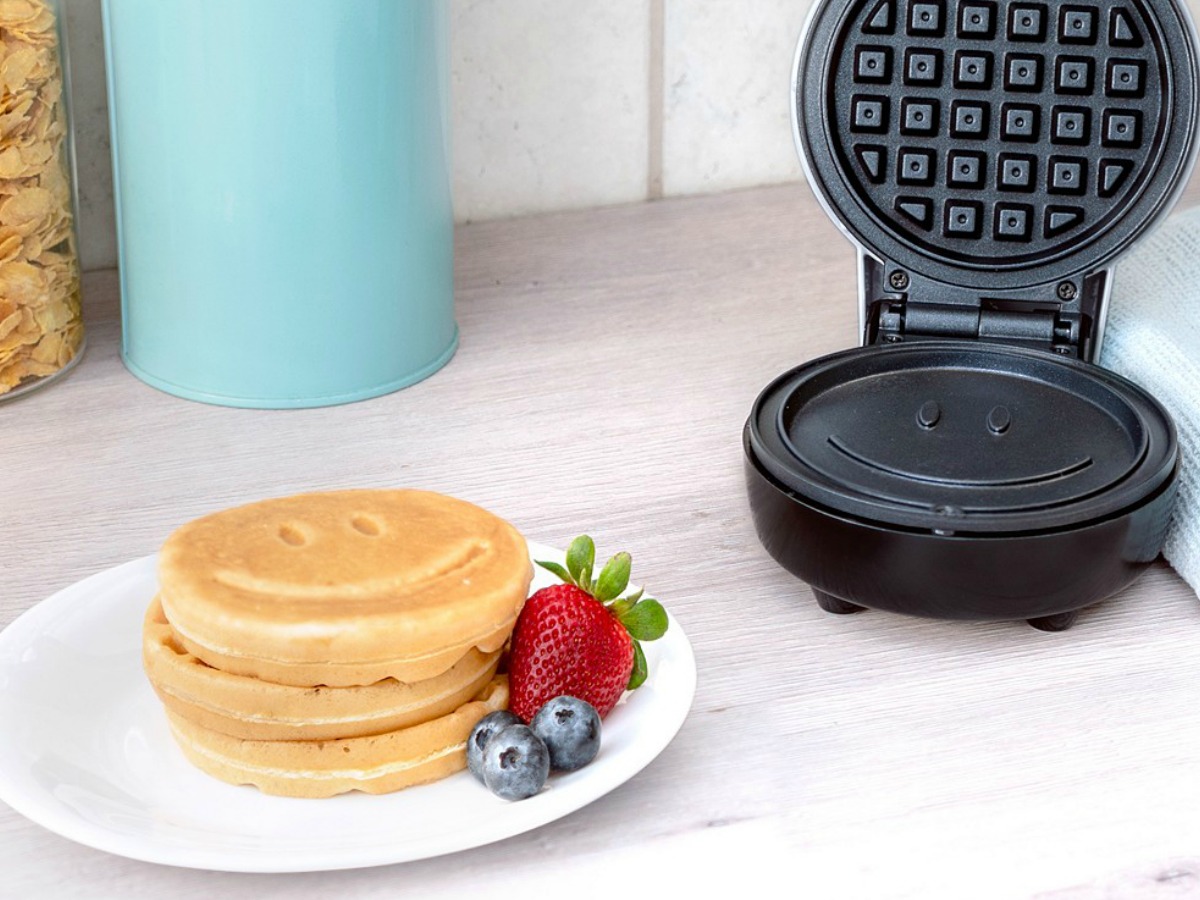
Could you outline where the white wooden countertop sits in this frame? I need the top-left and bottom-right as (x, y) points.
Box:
(4, 182), (1200, 899)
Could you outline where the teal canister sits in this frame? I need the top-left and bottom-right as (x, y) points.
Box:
(101, 0), (454, 408)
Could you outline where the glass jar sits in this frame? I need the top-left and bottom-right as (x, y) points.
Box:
(0, 0), (84, 401)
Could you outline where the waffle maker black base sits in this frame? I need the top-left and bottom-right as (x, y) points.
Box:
(745, 0), (1198, 629)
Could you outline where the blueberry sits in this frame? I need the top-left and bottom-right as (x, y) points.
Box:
(482, 724), (550, 801)
(530, 696), (601, 772)
(467, 710), (522, 784)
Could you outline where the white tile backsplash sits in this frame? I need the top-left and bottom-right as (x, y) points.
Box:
(661, 0), (812, 197)
(52, 0), (1200, 271)
(452, 0), (650, 223)
(63, 0), (114, 274)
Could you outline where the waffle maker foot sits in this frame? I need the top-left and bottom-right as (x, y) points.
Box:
(1026, 611), (1081, 633)
(814, 589), (1080, 631)
(813, 590), (867, 616)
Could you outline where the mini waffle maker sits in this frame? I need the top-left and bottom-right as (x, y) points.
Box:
(745, 0), (1199, 630)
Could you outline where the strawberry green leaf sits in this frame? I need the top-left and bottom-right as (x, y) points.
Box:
(535, 560), (572, 584)
(594, 551), (631, 602)
(627, 641), (648, 690)
(566, 536), (594, 590)
(618, 598), (668, 642)
(608, 596), (635, 618)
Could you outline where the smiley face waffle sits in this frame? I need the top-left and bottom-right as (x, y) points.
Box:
(143, 598), (504, 742)
(144, 489), (531, 797)
(157, 490), (531, 687)
(165, 677), (510, 799)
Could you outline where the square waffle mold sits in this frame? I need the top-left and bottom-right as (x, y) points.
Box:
(744, 0), (1198, 631)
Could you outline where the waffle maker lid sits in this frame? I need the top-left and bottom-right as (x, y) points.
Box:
(749, 0), (1197, 535)
(796, 0), (1199, 296)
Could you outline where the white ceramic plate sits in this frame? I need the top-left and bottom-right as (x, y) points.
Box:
(0, 542), (696, 872)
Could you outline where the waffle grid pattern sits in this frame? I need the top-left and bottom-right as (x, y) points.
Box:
(833, 0), (1166, 264)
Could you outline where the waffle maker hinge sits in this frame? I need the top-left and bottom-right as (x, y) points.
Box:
(859, 253), (1114, 362)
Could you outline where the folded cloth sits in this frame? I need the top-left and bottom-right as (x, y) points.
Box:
(1101, 206), (1200, 597)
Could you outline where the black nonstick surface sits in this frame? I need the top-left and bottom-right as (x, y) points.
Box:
(746, 341), (1177, 534)
(797, 0), (1198, 290)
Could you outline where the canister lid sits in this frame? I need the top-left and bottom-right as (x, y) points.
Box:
(746, 341), (1176, 533)
(794, 0), (1200, 292)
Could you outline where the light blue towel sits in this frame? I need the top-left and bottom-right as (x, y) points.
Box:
(1102, 206), (1200, 596)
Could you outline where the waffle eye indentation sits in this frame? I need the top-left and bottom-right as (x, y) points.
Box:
(1008, 4), (1047, 41)
(1005, 54), (1043, 91)
(947, 150), (986, 188)
(944, 201), (983, 238)
(905, 48), (943, 85)
(1049, 156), (1088, 195)
(1107, 59), (1145, 98)
(994, 204), (1034, 241)
(855, 45), (893, 83)
(997, 153), (1037, 192)
(898, 148), (937, 185)
(1001, 103), (1040, 142)
(1052, 106), (1091, 145)
(954, 51), (992, 89)
(958, 2), (995, 38)
(1103, 110), (1142, 146)
(1060, 7), (1097, 44)
(901, 98), (941, 135)
(1055, 57), (1093, 94)
(851, 95), (890, 133)
(908, 1), (944, 36)
(948, 100), (990, 140)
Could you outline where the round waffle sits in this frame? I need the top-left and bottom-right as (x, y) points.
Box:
(165, 676), (509, 798)
(143, 598), (503, 741)
(157, 490), (531, 687)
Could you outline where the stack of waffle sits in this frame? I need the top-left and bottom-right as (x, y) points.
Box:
(142, 490), (531, 798)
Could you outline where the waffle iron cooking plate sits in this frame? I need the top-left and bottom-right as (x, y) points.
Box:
(744, 0), (1198, 630)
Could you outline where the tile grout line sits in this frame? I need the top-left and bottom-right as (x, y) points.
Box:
(648, 0), (665, 200)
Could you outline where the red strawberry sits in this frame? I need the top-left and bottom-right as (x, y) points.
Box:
(508, 536), (669, 722)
